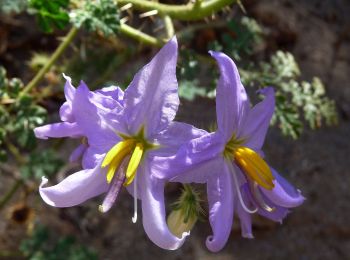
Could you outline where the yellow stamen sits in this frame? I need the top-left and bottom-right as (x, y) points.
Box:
(234, 147), (275, 190)
(124, 143), (144, 186)
(102, 139), (135, 168)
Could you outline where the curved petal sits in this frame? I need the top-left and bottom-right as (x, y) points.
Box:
(82, 148), (104, 169)
(34, 122), (83, 139)
(260, 168), (305, 208)
(39, 162), (108, 207)
(151, 121), (207, 157)
(123, 37), (179, 138)
(241, 183), (290, 223)
(152, 132), (224, 180)
(63, 73), (75, 101)
(141, 159), (188, 250)
(242, 87), (275, 150)
(69, 144), (87, 163)
(59, 102), (74, 122)
(96, 86), (124, 105)
(209, 51), (250, 142)
(206, 164), (234, 252)
(72, 82), (121, 153)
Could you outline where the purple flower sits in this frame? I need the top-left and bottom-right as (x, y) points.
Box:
(38, 37), (205, 250)
(154, 51), (305, 252)
(34, 74), (124, 167)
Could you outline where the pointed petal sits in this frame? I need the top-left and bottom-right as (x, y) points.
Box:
(152, 132), (224, 180)
(63, 74), (75, 101)
(209, 51), (250, 141)
(72, 82), (121, 153)
(242, 87), (275, 150)
(34, 122), (82, 140)
(206, 164), (234, 252)
(39, 163), (108, 207)
(260, 168), (305, 208)
(123, 37), (179, 138)
(141, 160), (188, 250)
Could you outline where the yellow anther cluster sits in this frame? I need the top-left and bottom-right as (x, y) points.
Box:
(101, 139), (144, 186)
(233, 147), (275, 190)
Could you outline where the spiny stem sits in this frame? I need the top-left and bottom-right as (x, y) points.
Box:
(163, 15), (174, 39)
(19, 27), (78, 98)
(120, 23), (164, 47)
(116, 0), (236, 21)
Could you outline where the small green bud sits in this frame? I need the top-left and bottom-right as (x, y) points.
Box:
(167, 209), (197, 238)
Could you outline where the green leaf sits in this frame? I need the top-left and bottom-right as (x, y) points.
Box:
(28, 0), (70, 33)
(0, 0), (27, 14)
(20, 149), (62, 180)
(70, 0), (120, 36)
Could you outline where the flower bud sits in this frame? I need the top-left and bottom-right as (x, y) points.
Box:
(167, 209), (197, 238)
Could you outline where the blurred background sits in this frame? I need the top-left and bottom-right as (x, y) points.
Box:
(0, 0), (349, 259)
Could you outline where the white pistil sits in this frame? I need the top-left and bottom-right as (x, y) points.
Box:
(228, 161), (258, 214)
(132, 174), (138, 223)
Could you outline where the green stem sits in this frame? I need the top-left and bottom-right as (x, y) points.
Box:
(120, 23), (164, 47)
(163, 15), (174, 39)
(0, 179), (24, 211)
(117, 0), (235, 20)
(19, 27), (78, 97)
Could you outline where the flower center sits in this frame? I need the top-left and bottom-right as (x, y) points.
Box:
(224, 135), (275, 191)
(224, 134), (276, 214)
(101, 128), (156, 186)
(99, 128), (157, 218)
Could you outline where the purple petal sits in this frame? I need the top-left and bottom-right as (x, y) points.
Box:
(72, 82), (121, 153)
(123, 37), (179, 138)
(260, 168), (305, 208)
(39, 163), (108, 207)
(59, 102), (74, 122)
(82, 148), (104, 169)
(140, 159), (187, 250)
(241, 183), (290, 223)
(206, 164), (234, 252)
(58, 74), (76, 122)
(91, 86), (124, 111)
(152, 121), (207, 157)
(34, 122), (83, 139)
(241, 87), (275, 150)
(152, 132), (224, 180)
(170, 157), (225, 184)
(69, 143), (87, 163)
(209, 51), (250, 141)
(257, 204), (290, 223)
(63, 74), (75, 101)
(96, 86), (124, 105)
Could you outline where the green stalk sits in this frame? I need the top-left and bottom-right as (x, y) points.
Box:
(120, 23), (163, 47)
(117, 0), (235, 20)
(163, 15), (175, 39)
(19, 27), (79, 98)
